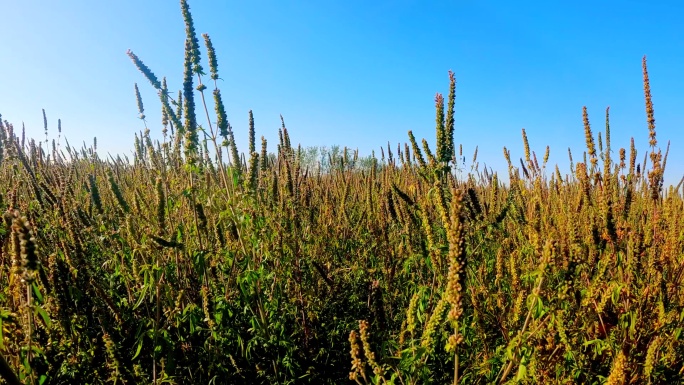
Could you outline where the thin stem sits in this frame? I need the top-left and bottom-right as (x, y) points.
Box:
(453, 348), (459, 385)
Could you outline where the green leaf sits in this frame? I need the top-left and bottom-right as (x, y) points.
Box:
(31, 282), (43, 303)
(516, 362), (528, 380)
(132, 337), (144, 360)
(34, 306), (51, 328)
(133, 284), (149, 310)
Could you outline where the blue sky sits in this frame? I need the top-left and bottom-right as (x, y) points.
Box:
(1, 1), (683, 184)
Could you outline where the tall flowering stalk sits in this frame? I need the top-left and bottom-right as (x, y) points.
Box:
(445, 188), (466, 384)
(202, 32), (237, 191)
(126, 50), (162, 90)
(248, 110), (256, 155)
(583, 106), (597, 170)
(203, 31), (244, 187)
(643, 56), (656, 149)
(643, 56), (663, 201)
(445, 71), (456, 165)
(435, 93), (446, 164)
(182, 38), (199, 165)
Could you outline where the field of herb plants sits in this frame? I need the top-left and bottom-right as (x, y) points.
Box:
(2, 1), (684, 384)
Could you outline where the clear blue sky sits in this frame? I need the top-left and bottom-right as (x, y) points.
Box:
(1, 1), (683, 184)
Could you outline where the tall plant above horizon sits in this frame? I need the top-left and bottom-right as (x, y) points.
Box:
(416, 71), (457, 180)
(642, 55), (666, 202)
(126, 0), (243, 173)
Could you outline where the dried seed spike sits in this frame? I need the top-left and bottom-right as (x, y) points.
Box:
(643, 56), (657, 148)
(182, 37), (199, 165)
(435, 93), (446, 163)
(445, 70), (456, 162)
(127, 49), (162, 90)
(522, 128), (531, 165)
(134, 83), (145, 120)
(408, 131), (426, 169)
(203, 33), (219, 81)
(260, 136), (269, 171)
(8, 211), (39, 283)
(248, 110), (256, 155)
(542, 145), (550, 168)
(582, 106), (597, 168)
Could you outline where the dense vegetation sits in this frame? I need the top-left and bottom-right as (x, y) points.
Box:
(2, 1), (684, 384)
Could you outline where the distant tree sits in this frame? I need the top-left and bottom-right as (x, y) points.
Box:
(295, 145), (380, 174)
